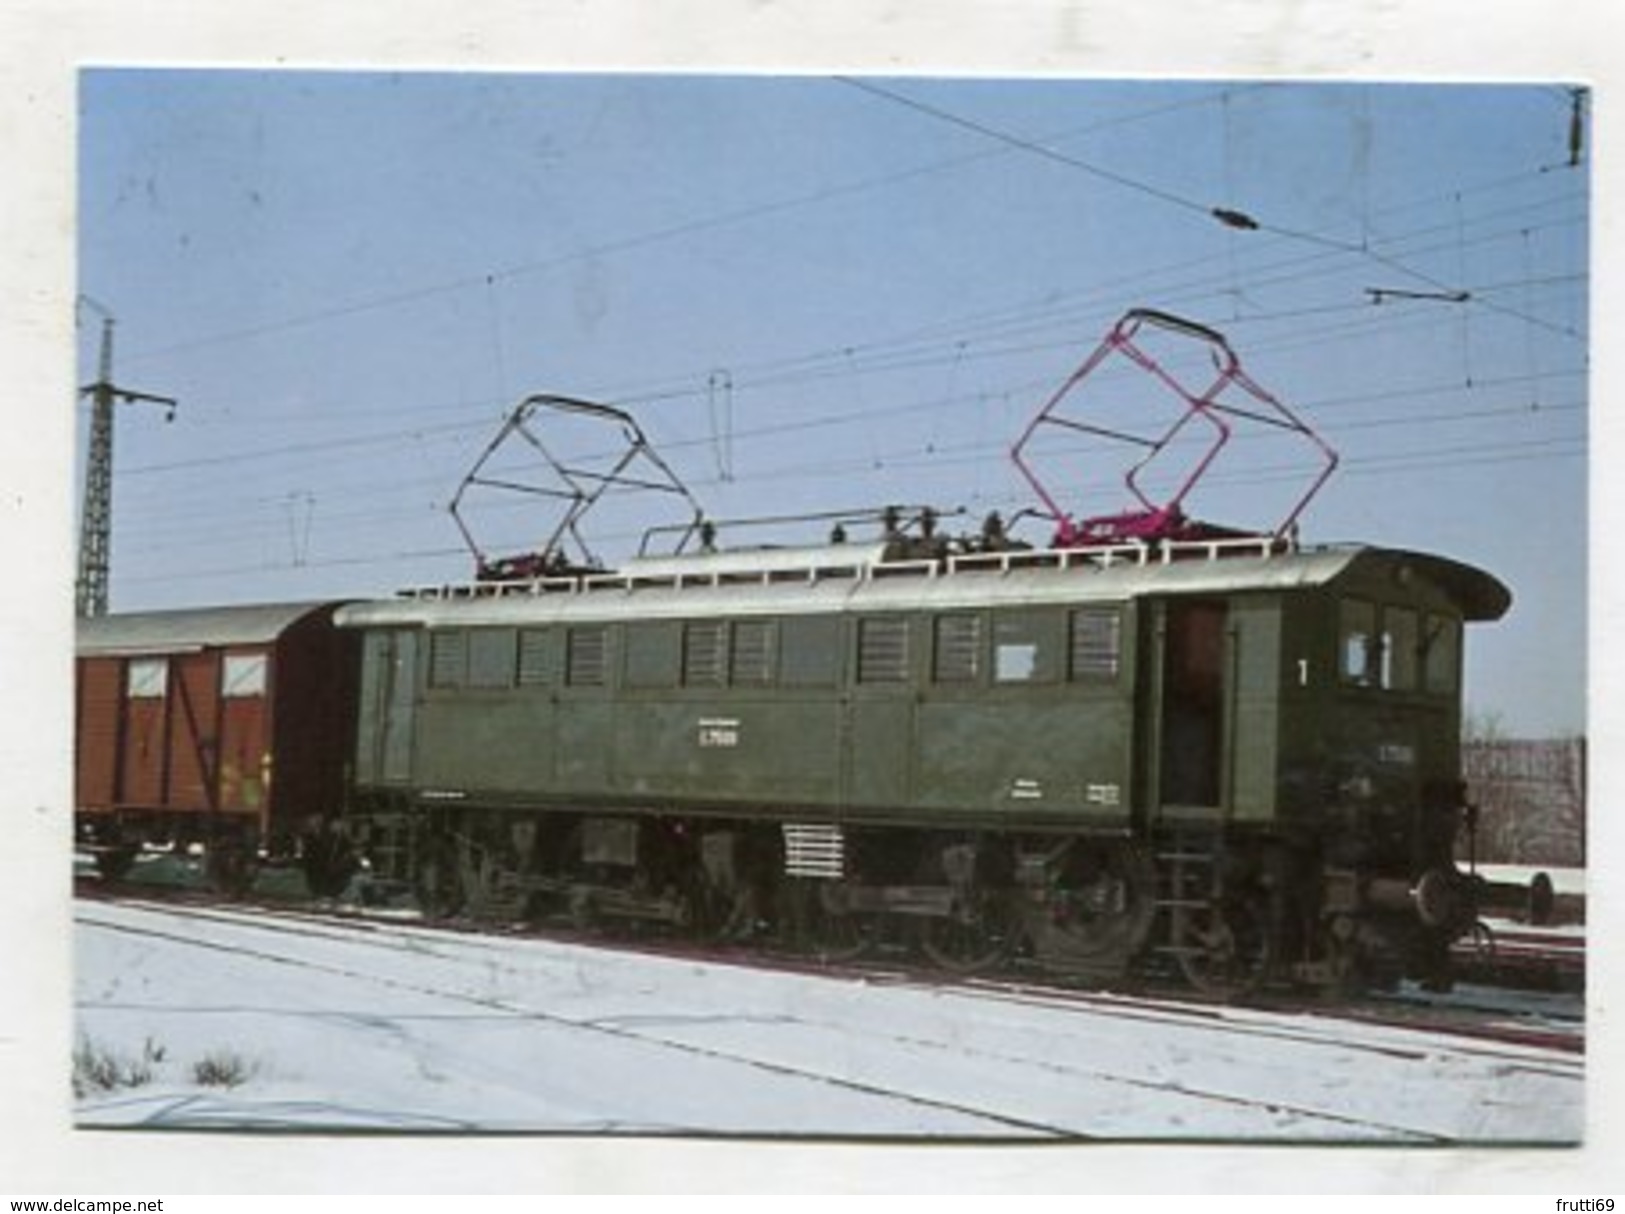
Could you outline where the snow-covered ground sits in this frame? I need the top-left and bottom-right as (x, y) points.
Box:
(72, 899), (1583, 1142)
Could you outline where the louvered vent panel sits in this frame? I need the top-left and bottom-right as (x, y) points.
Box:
(858, 617), (909, 684)
(782, 823), (845, 879)
(683, 620), (726, 686)
(428, 631), (467, 688)
(1070, 608), (1122, 679)
(730, 619), (775, 685)
(517, 629), (553, 686)
(567, 627), (607, 687)
(933, 613), (982, 682)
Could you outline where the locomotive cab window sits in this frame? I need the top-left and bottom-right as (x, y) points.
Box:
(1339, 598), (1377, 686)
(221, 654), (268, 698)
(1423, 613), (1462, 695)
(1382, 606), (1419, 691)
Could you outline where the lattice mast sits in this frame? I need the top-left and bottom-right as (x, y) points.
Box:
(75, 316), (176, 617)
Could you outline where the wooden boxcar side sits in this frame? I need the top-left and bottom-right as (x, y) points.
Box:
(75, 602), (355, 877)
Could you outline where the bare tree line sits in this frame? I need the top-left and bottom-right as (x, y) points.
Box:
(1461, 717), (1586, 867)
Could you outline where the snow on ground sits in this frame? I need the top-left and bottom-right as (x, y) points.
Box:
(72, 899), (1584, 1141)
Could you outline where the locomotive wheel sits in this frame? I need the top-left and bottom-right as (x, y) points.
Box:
(300, 834), (358, 900)
(1021, 838), (1157, 980)
(917, 841), (1015, 974)
(919, 892), (1014, 973)
(415, 848), (465, 919)
(1174, 891), (1272, 999)
(805, 881), (881, 963)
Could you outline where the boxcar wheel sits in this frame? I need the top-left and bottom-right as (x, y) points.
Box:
(207, 843), (260, 899)
(94, 846), (138, 881)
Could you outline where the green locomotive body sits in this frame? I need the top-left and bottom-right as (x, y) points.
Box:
(336, 534), (1510, 993)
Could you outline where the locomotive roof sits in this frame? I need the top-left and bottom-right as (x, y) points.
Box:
(335, 541), (1510, 630)
(77, 601), (344, 657)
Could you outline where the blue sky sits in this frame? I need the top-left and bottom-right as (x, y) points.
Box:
(76, 71), (1588, 734)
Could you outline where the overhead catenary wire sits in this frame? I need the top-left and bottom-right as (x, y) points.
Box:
(112, 82), (1270, 373)
(84, 83), (1586, 608)
(92, 172), (1584, 468)
(113, 433), (1585, 591)
(114, 366), (1585, 556)
(109, 199), (1585, 490)
(113, 254), (1586, 504)
(836, 78), (1582, 345)
(102, 88), (1580, 382)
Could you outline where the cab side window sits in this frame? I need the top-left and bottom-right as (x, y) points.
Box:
(1424, 613), (1461, 695)
(1339, 599), (1377, 686)
(1340, 599), (1455, 694)
(1383, 607), (1419, 691)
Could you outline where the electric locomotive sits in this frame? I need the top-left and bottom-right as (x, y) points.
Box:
(332, 311), (1517, 994)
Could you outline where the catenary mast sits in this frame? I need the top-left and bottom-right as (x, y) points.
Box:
(75, 310), (176, 617)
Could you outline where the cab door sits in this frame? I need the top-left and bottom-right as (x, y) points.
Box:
(356, 629), (420, 787)
(1145, 594), (1282, 823)
(1157, 599), (1228, 809)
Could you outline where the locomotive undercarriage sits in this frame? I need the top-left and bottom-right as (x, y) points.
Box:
(348, 799), (1471, 998)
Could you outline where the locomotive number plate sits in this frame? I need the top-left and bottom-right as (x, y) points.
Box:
(697, 717), (741, 748)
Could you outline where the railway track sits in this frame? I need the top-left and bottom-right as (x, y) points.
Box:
(78, 892), (1584, 1140)
(1452, 918), (1586, 993)
(77, 877), (1586, 1064)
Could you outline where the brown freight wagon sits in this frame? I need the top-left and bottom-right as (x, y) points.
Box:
(75, 601), (359, 894)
